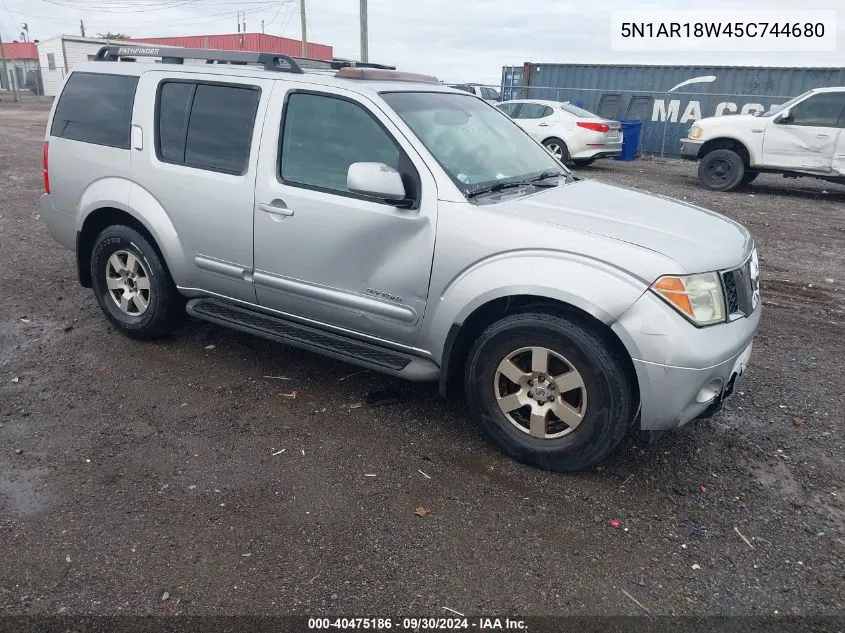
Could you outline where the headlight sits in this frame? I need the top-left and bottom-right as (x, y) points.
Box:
(651, 272), (726, 326)
(689, 125), (703, 139)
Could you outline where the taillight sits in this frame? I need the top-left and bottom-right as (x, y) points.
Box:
(576, 122), (610, 133)
(42, 142), (50, 194)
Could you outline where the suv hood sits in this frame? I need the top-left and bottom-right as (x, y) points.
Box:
(697, 113), (765, 128)
(495, 179), (752, 272)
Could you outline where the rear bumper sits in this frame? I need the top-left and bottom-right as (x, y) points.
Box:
(680, 139), (704, 160)
(572, 144), (623, 160)
(39, 193), (76, 251)
(612, 290), (760, 431)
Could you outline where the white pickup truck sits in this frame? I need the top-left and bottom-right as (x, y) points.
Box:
(681, 87), (845, 191)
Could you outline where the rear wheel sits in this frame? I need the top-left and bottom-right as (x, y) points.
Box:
(464, 312), (636, 472)
(698, 148), (746, 191)
(543, 138), (570, 164)
(90, 225), (182, 340)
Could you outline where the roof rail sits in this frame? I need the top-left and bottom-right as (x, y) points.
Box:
(93, 45), (304, 74)
(335, 67), (439, 84)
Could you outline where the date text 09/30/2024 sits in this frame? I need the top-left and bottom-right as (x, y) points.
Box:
(308, 617), (527, 630)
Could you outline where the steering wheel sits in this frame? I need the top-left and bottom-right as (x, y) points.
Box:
(456, 144), (491, 170)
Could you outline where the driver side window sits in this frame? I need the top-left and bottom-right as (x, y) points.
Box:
(279, 92), (403, 194)
(788, 92), (845, 128)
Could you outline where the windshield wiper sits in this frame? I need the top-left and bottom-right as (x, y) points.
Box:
(466, 180), (526, 198)
(519, 171), (566, 186)
(466, 171), (566, 199)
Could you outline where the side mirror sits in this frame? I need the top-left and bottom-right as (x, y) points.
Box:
(776, 109), (792, 124)
(347, 162), (408, 203)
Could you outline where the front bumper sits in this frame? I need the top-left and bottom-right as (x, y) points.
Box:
(680, 138), (704, 160)
(612, 290), (760, 431)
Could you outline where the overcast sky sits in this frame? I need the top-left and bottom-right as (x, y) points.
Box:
(2, 0), (842, 83)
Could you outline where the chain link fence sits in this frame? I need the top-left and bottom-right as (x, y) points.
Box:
(494, 84), (792, 158)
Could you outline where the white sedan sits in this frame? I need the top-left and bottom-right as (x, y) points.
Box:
(497, 99), (623, 166)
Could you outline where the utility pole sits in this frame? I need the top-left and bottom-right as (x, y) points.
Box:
(359, 0), (368, 62)
(300, 0), (307, 57)
(0, 32), (19, 103)
(79, 19), (85, 37)
(261, 19), (265, 34)
(237, 11), (241, 32)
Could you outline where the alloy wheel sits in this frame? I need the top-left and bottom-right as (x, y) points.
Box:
(105, 250), (151, 316)
(493, 346), (587, 439)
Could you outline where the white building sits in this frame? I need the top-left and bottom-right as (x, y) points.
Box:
(37, 35), (150, 97)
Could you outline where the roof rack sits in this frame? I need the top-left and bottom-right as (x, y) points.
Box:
(93, 45), (304, 74)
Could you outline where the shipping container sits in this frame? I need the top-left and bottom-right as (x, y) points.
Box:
(501, 63), (845, 157)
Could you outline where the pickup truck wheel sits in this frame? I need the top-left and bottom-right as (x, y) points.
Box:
(543, 138), (570, 164)
(464, 313), (635, 472)
(698, 149), (746, 191)
(90, 225), (182, 340)
(740, 170), (759, 186)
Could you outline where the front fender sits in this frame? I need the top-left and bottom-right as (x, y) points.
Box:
(76, 179), (189, 285)
(420, 250), (649, 363)
(701, 133), (762, 166)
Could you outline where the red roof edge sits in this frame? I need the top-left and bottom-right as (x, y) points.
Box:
(1, 42), (38, 60)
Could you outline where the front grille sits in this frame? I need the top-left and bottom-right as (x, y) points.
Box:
(722, 262), (755, 317)
(724, 271), (739, 313)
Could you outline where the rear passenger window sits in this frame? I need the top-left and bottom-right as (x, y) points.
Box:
(51, 72), (138, 149)
(516, 103), (549, 119)
(156, 81), (260, 174)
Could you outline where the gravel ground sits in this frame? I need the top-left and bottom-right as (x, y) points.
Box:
(1, 102), (843, 620)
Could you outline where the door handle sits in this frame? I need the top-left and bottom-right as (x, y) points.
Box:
(538, 122), (550, 127)
(816, 133), (831, 138)
(258, 201), (294, 217)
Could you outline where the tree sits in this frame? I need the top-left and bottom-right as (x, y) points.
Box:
(96, 32), (131, 40)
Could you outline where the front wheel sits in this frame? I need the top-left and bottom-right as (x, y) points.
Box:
(698, 149), (746, 191)
(90, 225), (182, 340)
(739, 170), (759, 186)
(464, 313), (636, 472)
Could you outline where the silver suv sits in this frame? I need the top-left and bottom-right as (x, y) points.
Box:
(40, 45), (760, 472)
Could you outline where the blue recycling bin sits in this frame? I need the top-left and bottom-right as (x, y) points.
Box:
(614, 120), (643, 161)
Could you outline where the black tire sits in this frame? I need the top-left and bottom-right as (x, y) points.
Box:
(464, 312), (636, 472)
(543, 137), (570, 164)
(739, 170), (759, 186)
(698, 148), (746, 191)
(572, 158), (596, 167)
(90, 225), (182, 340)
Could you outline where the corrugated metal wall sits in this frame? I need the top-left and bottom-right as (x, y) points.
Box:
(501, 63), (845, 156)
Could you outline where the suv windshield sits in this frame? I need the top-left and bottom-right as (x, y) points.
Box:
(381, 91), (567, 196)
(763, 91), (813, 117)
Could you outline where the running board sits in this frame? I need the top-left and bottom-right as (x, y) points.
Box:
(186, 298), (439, 380)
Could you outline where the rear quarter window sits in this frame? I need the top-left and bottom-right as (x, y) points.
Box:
(51, 72), (138, 149)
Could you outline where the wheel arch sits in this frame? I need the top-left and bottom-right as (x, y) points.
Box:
(76, 185), (186, 288)
(699, 137), (754, 166)
(438, 294), (640, 412)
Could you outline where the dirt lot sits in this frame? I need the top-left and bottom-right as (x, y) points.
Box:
(1, 102), (843, 621)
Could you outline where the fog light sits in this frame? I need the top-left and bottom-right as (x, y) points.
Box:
(696, 378), (724, 403)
